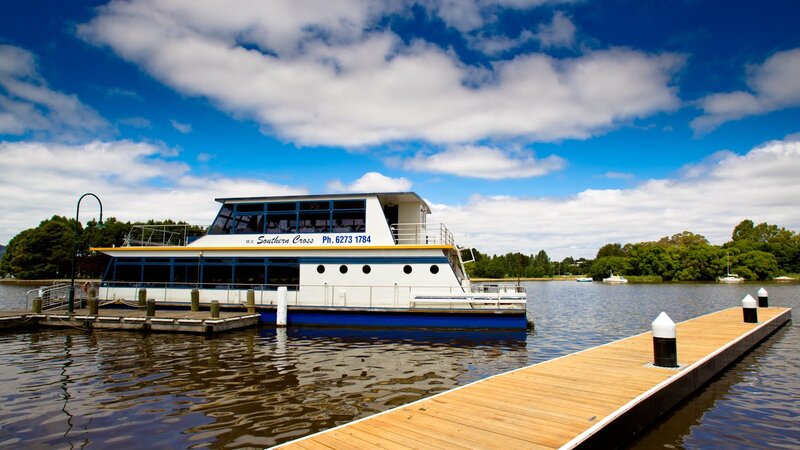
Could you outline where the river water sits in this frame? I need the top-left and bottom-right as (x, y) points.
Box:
(0, 281), (797, 448)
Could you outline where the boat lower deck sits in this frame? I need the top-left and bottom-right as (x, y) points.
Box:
(275, 306), (791, 449)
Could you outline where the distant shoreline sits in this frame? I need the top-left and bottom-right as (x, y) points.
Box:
(471, 276), (582, 282)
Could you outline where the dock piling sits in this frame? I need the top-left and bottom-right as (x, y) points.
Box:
(276, 286), (287, 327)
(652, 311), (678, 367)
(146, 299), (155, 317)
(742, 294), (758, 323)
(88, 298), (98, 315)
(33, 297), (42, 314)
(758, 287), (769, 307)
(138, 288), (146, 309)
(191, 289), (199, 312)
(210, 300), (220, 318)
(247, 289), (255, 314)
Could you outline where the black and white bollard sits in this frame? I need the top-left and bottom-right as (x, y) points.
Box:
(742, 294), (758, 323)
(757, 287), (768, 307)
(652, 312), (678, 368)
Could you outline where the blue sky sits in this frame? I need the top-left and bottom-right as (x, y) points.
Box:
(1, 0), (799, 258)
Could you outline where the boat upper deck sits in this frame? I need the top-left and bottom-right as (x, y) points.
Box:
(95, 192), (456, 253)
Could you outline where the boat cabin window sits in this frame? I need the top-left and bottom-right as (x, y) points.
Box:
(209, 199), (366, 235)
(104, 257), (299, 290)
(209, 204), (234, 234)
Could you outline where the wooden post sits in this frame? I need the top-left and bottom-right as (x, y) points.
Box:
(191, 289), (199, 312)
(33, 297), (42, 314)
(246, 289), (255, 314)
(138, 288), (146, 309)
(211, 300), (220, 318)
(146, 299), (156, 317)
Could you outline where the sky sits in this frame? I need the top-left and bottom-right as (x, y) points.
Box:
(1, 0), (799, 259)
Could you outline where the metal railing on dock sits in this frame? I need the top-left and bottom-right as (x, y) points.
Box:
(26, 283), (88, 311)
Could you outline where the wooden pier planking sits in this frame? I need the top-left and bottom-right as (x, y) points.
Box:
(276, 306), (791, 450)
(0, 308), (260, 334)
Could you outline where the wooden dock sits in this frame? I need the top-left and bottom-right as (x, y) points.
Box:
(0, 308), (260, 334)
(275, 306), (791, 449)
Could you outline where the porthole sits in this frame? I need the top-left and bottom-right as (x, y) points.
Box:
(430, 265), (439, 274)
(362, 265), (371, 274)
(339, 265), (348, 274)
(317, 265), (325, 274)
(403, 265), (412, 274)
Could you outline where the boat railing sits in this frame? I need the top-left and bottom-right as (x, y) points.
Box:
(392, 222), (454, 245)
(468, 284), (526, 294)
(124, 224), (207, 247)
(25, 283), (88, 311)
(95, 281), (526, 310)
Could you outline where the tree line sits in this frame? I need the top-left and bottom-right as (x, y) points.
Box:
(2, 216), (798, 282)
(0, 216), (202, 279)
(465, 220), (800, 281)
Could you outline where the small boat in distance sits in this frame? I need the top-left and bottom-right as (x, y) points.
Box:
(602, 271), (628, 284)
(718, 252), (744, 283)
(576, 277), (593, 282)
(773, 276), (795, 282)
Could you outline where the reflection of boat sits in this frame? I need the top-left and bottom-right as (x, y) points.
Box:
(93, 192), (528, 328)
(718, 252), (744, 283)
(576, 277), (593, 282)
(774, 276), (795, 282)
(602, 272), (628, 284)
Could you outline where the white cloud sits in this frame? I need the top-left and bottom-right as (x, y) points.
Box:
(535, 10), (576, 48)
(119, 116), (152, 128)
(170, 119), (192, 133)
(603, 171), (633, 180)
(197, 152), (214, 162)
(402, 145), (565, 179)
(692, 48), (800, 134)
(327, 172), (412, 193)
(79, 1), (682, 148)
(0, 45), (111, 141)
(430, 136), (800, 258)
(422, 0), (572, 32)
(468, 30), (535, 55)
(0, 140), (305, 243)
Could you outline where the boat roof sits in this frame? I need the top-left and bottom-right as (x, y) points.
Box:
(215, 192), (431, 213)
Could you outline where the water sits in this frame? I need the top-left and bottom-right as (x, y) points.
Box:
(0, 282), (797, 448)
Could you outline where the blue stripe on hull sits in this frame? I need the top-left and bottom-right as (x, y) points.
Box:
(260, 310), (527, 330)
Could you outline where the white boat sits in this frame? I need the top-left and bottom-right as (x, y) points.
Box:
(575, 277), (593, 282)
(773, 276), (794, 282)
(718, 252), (744, 283)
(93, 192), (527, 329)
(718, 274), (745, 283)
(602, 271), (628, 283)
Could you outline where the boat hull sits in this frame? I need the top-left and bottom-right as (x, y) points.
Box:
(260, 307), (529, 329)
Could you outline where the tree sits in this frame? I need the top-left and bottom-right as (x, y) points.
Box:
(1, 216), (74, 279)
(589, 256), (632, 279)
(596, 243), (627, 259)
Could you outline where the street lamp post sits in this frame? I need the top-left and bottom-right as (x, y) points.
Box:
(68, 193), (103, 314)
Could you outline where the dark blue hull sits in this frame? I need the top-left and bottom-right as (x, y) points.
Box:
(260, 308), (528, 330)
